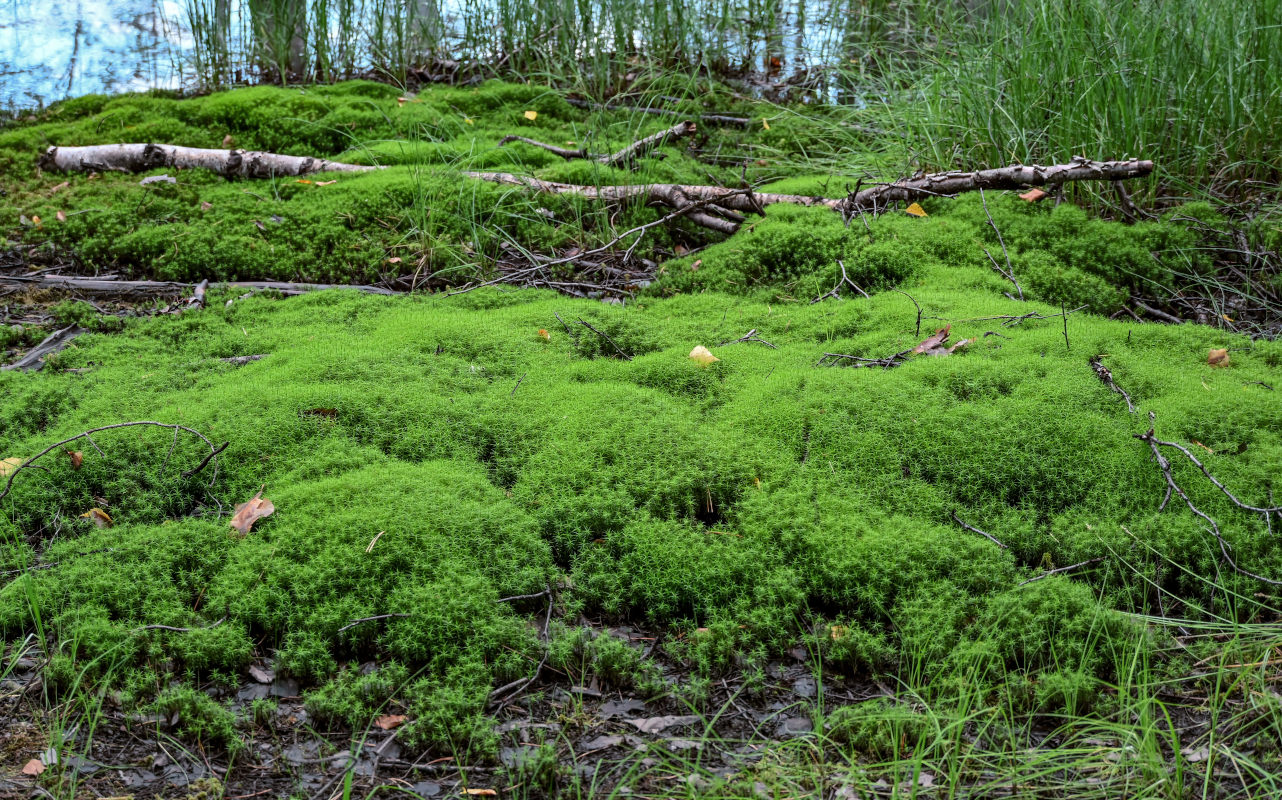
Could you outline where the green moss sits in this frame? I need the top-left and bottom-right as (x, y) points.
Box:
(827, 699), (931, 760)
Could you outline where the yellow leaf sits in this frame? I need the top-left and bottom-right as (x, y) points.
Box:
(537, 328), (551, 342)
(689, 346), (720, 367)
(524, 110), (538, 121)
(296, 179), (313, 184)
(905, 202), (927, 217)
(31, 215), (41, 227)
(1207, 348), (1230, 368)
(0, 457), (23, 477)
(80, 508), (113, 528)
(464, 117), (474, 125)
(1221, 314), (1234, 323)
(830, 625), (849, 641)
(762, 117), (771, 130)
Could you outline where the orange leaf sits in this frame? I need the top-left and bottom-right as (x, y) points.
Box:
(230, 490), (274, 537)
(905, 202), (927, 217)
(537, 328), (551, 342)
(1207, 348), (1230, 368)
(31, 215), (42, 227)
(67, 450), (83, 470)
(296, 179), (313, 184)
(830, 625), (848, 641)
(1018, 188), (1048, 202)
(374, 714), (407, 730)
(80, 508), (112, 528)
(912, 324), (951, 354)
(22, 758), (45, 776)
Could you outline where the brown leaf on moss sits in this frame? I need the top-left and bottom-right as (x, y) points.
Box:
(374, 714), (407, 730)
(1207, 348), (1230, 368)
(912, 324), (951, 354)
(537, 328), (551, 342)
(231, 490), (274, 537)
(0, 457), (23, 477)
(67, 450), (83, 470)
(1018, 188), (1048, 202)
(22, 758), (44, 776)
(80, 508), (112, 528)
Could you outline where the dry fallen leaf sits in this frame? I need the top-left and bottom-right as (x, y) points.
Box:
(912, 324), (951, 354)
(56, 210), (67, 222)
(67, 450), (83, 470)
(689, 346), (720, 367)
(762, 117), (771, 130)
(31, 215), (42, 227)
(463, 790), (498, 797)
(231, 490), (274, 537)
(387, 256), (402, 264)
(315, 180), (337, 186)
(374, 714), (407, 730)
(1207, 348), (1230, 368)
(690, 259), (702, 272)
(1192, 439), (1215, 454)
(1018, 187), (1048, 202)
(537, 328), (551, 342)
(296, 179), (313, 185)
(200, 201), (213, 211)
(22, 758), (44, 776)
(1, 456), (23, 477)
(905, 202), (928, 217)
(80, 508), (113, 528)
(50, 181), (70, 194)
(830, 625), (848, 641)
(523, 110), (538, 121)
(223, 134), (234, 147)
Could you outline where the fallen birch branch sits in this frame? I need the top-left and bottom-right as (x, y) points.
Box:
(466, 157), (1154, 232)
(1, 274), (398, 300)
(40, 143), (380, 178)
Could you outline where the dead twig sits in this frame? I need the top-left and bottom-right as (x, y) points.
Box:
(489, 586), (554, 711)
(979, 188), (1022, 300)
(497, 120), (697, 170)
(1136, 412), (1282, 586)
(818, 348), (913, 369)
(892, 289), (923, 338)
(0, 421), (225, 504)
(951, 510), (1008, 549)
(576, 318), (632, 360)
(337, 613), (412, 634)
(1131, 297), (1184, 324)
(1089, 356), (1136, 412)
(133, 616), (227, 634)
(811, 259), (870, 304)
(718, 329), (777, 349)
(1018, 558), (1105, 587)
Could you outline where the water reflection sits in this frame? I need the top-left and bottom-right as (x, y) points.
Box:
(0, 0), (182, 109)
(0, 0), (855, 111)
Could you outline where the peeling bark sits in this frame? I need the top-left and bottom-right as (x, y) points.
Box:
(40, 144), (379, 178)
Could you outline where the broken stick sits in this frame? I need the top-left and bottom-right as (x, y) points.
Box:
(40, 143), (380, 178)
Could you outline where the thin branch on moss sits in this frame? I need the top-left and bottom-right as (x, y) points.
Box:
(718, 329), (777, 349)
(1130, 297), (1184, 324)
(965, 305), (1088, 328)
(810, 260), (869, 304)
(337, 613), (412, 634)
(490, 585), (555, 711)
(1089, 355), (1136, 412)
(182, 441), (230, 479)
(818, 348), (914, 369)
(496, 587), (551, 604)
(1136, 412), (1282, 586)
(133, 616), (227, 634)
(1018, 558), (1105, 587)
(510, 372), (527, 396)
(951, 510), (1008, 549)
(576, 318), (632, 360)
(0, 421), (225, 504)
(978, 188), (1022, 301)
(498, 120), (697, 169)
(892, 289), (923, 338)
